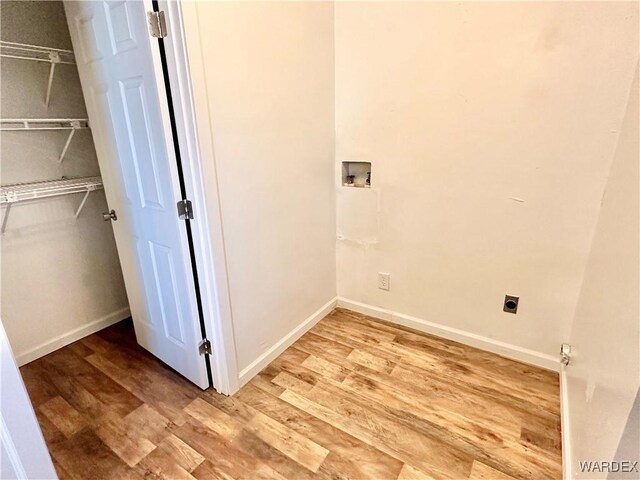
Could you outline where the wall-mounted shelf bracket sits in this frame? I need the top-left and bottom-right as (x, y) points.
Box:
(45, 51), (60, 107)
(1, 204), (12, 236)
(58, 120), (83, 163)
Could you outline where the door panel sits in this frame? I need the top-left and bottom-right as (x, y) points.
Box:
(65, 0), (209, 389)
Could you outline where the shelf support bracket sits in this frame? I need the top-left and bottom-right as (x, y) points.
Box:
(45, 52), (60, 107)
(58, 121), (80, 163)
(74, 188), (92, 218)
(1, 203), (11, 235)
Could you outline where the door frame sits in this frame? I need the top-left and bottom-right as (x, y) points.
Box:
(148, 0), (239, 395)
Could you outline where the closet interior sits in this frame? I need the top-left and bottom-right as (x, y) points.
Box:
(0, 1), (130, 366)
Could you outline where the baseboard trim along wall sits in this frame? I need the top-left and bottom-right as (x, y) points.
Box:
(560, 366), (573, 479)
(238, 297), (339, 387)
(337, 297), (560, 372)
(15, 307), (131, 366)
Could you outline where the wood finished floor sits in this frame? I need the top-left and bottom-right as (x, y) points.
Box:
(21, 308), (562, 480)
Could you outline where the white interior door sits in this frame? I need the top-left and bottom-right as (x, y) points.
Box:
(64, 0), (210, 389)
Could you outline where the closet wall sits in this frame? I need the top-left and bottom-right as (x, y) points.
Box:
(0, 1), (129, 364)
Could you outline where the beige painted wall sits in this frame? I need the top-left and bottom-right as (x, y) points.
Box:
(566, 66), (639, 478)
(186, 2), (336, 373)
(0, 1), (128, 363)
(335, 2), (639, 357)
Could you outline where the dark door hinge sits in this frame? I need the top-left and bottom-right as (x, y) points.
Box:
(177, 199), (193, 220)
(198, 339), (212, 356)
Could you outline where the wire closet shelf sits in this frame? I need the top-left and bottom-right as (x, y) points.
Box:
(0, 119), (90, 163)
(0, 41), (77, 106)
(1, 42), (102, 234)
(0, 177), (104, 234)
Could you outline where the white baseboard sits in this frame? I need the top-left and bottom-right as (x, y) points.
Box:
(560, 366), (572, 479)
(15, 307), (131, 366)
(238, 297), (338, 388)
(337, 297), (560, 372)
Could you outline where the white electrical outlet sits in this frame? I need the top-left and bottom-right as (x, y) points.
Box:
(378, 272), (390, 291)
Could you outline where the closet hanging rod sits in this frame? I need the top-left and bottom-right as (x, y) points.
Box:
(0, 118), (90, 131)
(0, 177), (104, 234)
(0, 41), (75, 64)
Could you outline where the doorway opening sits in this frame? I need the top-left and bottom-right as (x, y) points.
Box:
(0, 0), (229, 393)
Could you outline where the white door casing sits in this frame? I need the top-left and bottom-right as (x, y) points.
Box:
(1, 320), (57, 480)
(158, 1), (240, 394)
(64, 0), (209, 389)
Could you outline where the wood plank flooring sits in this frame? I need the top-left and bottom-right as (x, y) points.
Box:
(21, 308), (562, 480)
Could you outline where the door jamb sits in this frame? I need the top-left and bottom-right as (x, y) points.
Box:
(151, 0), (239, 395)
